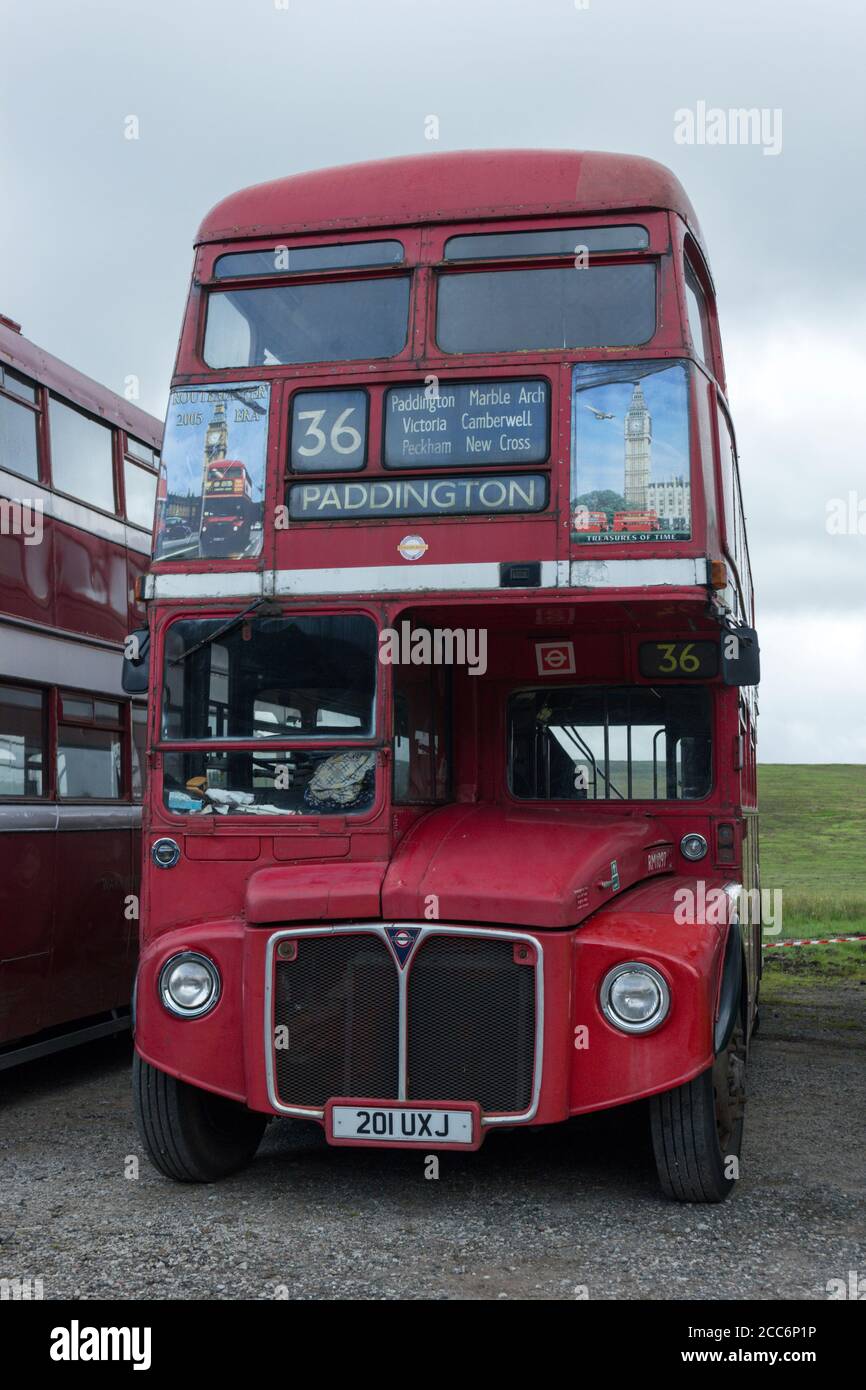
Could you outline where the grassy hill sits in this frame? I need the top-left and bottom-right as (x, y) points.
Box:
(758, 765), (866, 935)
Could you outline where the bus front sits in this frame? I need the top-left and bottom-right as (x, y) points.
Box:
(131, 151), (759, 1200)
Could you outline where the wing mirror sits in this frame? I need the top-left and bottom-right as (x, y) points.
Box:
(721, 625), (760, 686)
(122, 628), (150, 694)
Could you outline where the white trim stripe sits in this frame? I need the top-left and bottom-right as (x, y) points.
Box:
(148, 556), (709, 600)
(570, 558), (708, 587)
(0, 621), (128, 696)
(0, 467), (152, 554)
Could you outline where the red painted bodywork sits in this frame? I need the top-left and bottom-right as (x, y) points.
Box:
(0, 320), (161, 1049)
(135, 151), (758, 1141)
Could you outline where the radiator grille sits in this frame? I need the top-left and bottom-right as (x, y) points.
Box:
(271, 929), (538, 1116)
(273, 934), (399, 1107)
(407, 936), (535, 1113)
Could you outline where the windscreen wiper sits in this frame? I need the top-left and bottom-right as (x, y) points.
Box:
(169, 598), (278, 666)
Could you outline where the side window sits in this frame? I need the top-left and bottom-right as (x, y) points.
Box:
(393, 663), (451, 804)
(716, 404), (753, 623)
(684, 260), (711, 364)
(124, 455), (159, 531)
(131, 704), (148, 800)
(732, 463), (754, 623)
(125, 436), (158, 467)
(57, 693), (124, 799)
(739, 698), (757, 806)
(0, 367), (41, 482)
(0, 683), (45, 796)
(49, 397), (116, 512)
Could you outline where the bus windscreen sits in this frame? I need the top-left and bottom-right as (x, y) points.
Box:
(508, 685), (711, 802)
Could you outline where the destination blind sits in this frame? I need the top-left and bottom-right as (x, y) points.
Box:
(288, 472), (548, 519)
(384, 379), (549, 468)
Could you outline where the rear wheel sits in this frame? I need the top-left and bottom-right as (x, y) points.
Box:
(649, 1021), (746, 1202)
(133, 1053), (267, 1182)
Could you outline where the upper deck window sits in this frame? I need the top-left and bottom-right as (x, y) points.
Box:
(444, 225), (649, 260)
(0, 365), (37, 404)
(0, 367), (40, 482)
(436, 264), (655, 354)
(126, 435), (158, 466)
(49, 397), (116, 512)
(214, 240), (404, 278)
(124, 457), (158, 531)
(684, 261), (711, 364)
(203, 277), (411, 368)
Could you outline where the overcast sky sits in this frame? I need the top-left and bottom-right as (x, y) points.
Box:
(1, 0), (864, 762)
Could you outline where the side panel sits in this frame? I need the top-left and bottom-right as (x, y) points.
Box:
(0, 826), (55, 1043)
(46, 822), (136, 1029)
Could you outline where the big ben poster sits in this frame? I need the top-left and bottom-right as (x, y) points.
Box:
(570, 361), (691, 543)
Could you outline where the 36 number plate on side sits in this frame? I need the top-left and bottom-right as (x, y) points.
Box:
(326, 1100), (478, 1148)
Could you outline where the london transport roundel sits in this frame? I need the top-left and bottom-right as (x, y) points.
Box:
(398, 534), (428, 561)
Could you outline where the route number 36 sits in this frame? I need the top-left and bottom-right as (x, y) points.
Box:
(290, 389), (368, 472)
(638, 640), (719, 680)
(296, 408), (362, 457)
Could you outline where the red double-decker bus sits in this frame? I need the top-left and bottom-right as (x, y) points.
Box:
(200, 460), (255, 555)
(131, 151), (760, 1201)
(613, 510), (659, 533)
(0, 313), (161, 1066)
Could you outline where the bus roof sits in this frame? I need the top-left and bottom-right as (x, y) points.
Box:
(196, 149), (705, 253)
(0, 315), (162, 448)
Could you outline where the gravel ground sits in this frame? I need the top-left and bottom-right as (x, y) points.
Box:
(1, 981), (863, 1301)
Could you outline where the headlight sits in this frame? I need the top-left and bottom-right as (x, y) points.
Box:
(159, 952), (221, 1018)
(600, 962), (670, 1034)
(151, 837), (181, 869)
(680, 832), (708, 861)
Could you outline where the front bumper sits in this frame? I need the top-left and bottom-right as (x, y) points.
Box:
(135, 915), (721, 1136)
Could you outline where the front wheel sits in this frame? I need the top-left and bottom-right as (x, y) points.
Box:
(649, 1022), (746, 1203)
(133, 1053), (267, 1182)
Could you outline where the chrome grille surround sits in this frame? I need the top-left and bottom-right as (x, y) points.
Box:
(263, 923), (544, 1128)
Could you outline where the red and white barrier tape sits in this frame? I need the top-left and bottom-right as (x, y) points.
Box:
(763, 933), (866, 949)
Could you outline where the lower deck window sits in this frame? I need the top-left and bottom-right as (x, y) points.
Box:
(0, 684), (44, 796)
(57, 726), (122, 799)
(508, 685), (712, 801)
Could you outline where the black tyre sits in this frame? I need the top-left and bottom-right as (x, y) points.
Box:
(649, 1022), (746, 1203)
(133, 1053), (267, 1182)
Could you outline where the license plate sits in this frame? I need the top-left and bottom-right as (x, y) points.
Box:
(327, 1102), (476, 1147)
